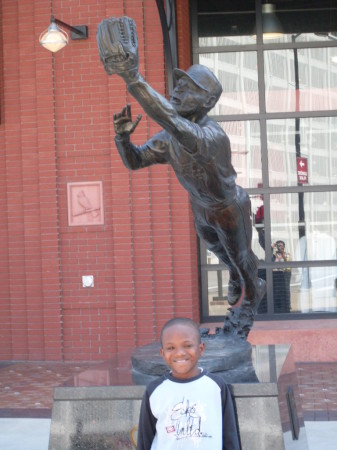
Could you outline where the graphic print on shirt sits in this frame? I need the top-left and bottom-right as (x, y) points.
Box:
(166, 397), (211, 441)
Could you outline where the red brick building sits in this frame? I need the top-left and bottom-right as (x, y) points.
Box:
(1, 1), (337, 363)
(0, 0), (197, 361)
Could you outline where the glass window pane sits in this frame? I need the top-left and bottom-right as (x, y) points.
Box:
(207, 270), (231, 316)
(262, 33), (337, 45)
(256, 266), (337, 315)
(270, 192), (337, 263)
(260, 6), (337, 44)
(198, 3), (337, 46)
(197, 1), (256, 47)
(252, 194), (266, 261)
(199, 35), (256, 47)
(219, 121), (262, 189)
(206, 250), (220, 265)
(199, 52), (259, 115)
(267, 117), (337, 187)
(256, 269), (292, 314)
(292, 265), (337, 313)
(264, 48), (337, 113)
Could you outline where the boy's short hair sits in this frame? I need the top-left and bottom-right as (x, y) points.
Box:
(160, 317), (201, 345)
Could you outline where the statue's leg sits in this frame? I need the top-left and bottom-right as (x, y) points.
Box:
(211, 196), (265, 337)
(209, 188), (264, 306)
(192, 205), (241, 284)
(192, 196), (265, 338)
(192, 202), (242, 304)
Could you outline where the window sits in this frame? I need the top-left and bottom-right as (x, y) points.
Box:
(193, 0), (337, 321)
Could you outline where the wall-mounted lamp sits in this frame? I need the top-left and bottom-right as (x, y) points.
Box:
(261, 3), (283, 40)
(39, 15), (88, 53)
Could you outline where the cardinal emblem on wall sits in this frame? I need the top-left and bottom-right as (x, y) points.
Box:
(67, 181), (104, 226)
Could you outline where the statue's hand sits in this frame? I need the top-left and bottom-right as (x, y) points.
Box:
(113, 104), (142, 136)
(97, 16), (139, 78)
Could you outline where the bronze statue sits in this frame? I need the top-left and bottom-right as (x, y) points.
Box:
(97, 17), (266, 337)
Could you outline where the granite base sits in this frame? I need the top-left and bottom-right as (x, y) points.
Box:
(48, 345), (309, 450)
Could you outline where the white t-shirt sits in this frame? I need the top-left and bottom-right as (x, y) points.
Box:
(137, 370), (241, 450)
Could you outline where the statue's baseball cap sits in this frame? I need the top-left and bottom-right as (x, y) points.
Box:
(173, 64), (223, 101)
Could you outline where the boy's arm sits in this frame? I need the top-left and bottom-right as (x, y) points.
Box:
(137, 389), (157, 450)
(222, 383), (241, 450)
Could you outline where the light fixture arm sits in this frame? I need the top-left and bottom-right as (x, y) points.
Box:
(51, 15), (88, 40)
(327, 33), (337, 42)
(314, 32), (337, 42)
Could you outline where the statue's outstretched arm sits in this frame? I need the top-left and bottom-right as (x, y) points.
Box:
(97, 17), (201, 151)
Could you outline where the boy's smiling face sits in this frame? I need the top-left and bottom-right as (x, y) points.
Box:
(160, 323), (205, 379)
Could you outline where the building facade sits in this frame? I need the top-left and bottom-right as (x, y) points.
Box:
(1, 0), (337, 362)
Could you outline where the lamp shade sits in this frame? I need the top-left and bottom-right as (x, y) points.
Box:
(262, 3), (284, 40)
(39, 21), (69, 53)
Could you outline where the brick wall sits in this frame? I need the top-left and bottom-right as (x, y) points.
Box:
(0, 0), (198, 361)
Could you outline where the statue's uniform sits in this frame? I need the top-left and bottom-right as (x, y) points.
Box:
(114, 74), (259, 302)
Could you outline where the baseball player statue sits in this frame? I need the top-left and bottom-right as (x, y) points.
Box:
(97, 17), (266, 337)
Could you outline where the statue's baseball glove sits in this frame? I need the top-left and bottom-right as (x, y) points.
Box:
(97, 16), (139, 76)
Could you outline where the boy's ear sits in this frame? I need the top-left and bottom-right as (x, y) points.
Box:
(160, 348), (164, 358)
(199, 342), (205, 355)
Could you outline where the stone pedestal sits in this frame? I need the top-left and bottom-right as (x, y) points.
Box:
(48, 386), (142, 450)
(48, 344), (309, 450)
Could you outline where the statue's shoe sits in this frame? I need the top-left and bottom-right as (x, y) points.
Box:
(227, 279), (243, 306)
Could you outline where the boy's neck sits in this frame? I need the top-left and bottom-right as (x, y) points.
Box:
(170, 367), (203, 380)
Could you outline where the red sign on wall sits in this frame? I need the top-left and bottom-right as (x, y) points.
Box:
(296, 157), (308, 184)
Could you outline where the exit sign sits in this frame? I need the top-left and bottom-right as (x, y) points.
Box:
(297, 157), (308, 184)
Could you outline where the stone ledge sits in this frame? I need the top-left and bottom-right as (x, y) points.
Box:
(202, 320), (337, 362)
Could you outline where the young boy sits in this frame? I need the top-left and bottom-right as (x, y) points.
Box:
(137, 317), (241, 449)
